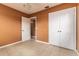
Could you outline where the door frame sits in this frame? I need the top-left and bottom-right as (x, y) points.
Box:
(30, 16), (37, 40)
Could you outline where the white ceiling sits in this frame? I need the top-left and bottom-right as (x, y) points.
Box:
(2, 3), (61, 14)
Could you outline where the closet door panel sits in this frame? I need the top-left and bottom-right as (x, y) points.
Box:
(49, 7), (76, 50)
(49, 12), (61, 46)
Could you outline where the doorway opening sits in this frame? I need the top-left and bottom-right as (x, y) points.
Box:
(30, 17), (37, 40)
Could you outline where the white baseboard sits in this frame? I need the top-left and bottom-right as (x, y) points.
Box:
(75, 50), (79, 56)
(0, 40), (28, 49)
(0, 40), (45, 49)
(35, 40), (50, 44)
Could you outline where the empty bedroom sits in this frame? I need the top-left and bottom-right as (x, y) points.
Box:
(0, 3), (79, 56)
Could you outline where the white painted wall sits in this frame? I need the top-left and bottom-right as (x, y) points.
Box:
(49, 7), (76, 50)
(22, 17), (31, 41)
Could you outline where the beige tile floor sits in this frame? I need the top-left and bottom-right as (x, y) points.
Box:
(0, 40), (78, 56)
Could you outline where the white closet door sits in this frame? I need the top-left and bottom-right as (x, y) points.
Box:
(22, 17), (31, 41)
(49, 12), (60, 46)
(49, 7), (76, 50)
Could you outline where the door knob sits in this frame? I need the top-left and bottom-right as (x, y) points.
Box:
(60, 30), (62, 32)
(58, 31), (60, 32)
(21, 30), (24, 31)
(58, 30), (62, 32)
(22, 30), (24, 31)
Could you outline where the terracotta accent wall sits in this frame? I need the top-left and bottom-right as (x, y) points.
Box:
(0, 4), (28, 46)
(30, 3), (77, 42)
(36, 12), (48, 42)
